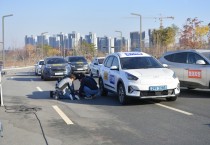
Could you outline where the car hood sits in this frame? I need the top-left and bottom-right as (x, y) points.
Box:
(124, 68), (174, 78)
(70, 62), (88, 65)
(47, 64), (68, 68)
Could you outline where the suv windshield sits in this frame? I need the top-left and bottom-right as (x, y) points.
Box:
(39, 61), (44, 65)
(120, 57), (163, 69)
(68, 57), (87, 63)
(47, 58), (66, 64)
(98, 58), (104, 64)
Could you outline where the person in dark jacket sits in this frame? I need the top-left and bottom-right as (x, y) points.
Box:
(78, 73), (99, 99)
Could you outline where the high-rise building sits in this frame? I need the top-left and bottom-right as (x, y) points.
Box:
(49, 36), (57, 48)
(130, 31), (145, 51)
(85, 32), (98, 49)
(114, 37), (129, 52)
(68, 31), (81, 50)
(37, 35), (48, 46)
(25, 35), (36, 45)
(97, 36), (113, 54)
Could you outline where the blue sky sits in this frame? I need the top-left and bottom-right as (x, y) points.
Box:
(0, 0), (210, 48)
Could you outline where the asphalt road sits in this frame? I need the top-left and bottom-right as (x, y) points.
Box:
(0, 67), (210, 145)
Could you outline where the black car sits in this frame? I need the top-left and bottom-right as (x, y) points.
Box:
(41, 56), (71, 80)
(65, 56), (89, 74)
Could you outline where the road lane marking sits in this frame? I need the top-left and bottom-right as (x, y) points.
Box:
(36, 87), (43, 92)
(155, 103), (193, 116)
(52, 105), (74, 125)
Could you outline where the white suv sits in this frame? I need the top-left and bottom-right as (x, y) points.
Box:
(99, 52), (180, 105)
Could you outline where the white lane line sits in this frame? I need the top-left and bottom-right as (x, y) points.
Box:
(52, 105), (74, 125)
(155, 103), (193, 116)
(36, 87), (43, 92)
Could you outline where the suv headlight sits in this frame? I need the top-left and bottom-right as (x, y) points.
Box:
(125, 72), (138, 80)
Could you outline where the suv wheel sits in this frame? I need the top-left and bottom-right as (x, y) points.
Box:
(99, 78), (108, 96)
(42, 73), (48, 81)
(118, 83), (127, 105)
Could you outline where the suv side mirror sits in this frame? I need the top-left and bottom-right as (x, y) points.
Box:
(162, 64), (169, 68)
(110, 66), (119, 70)
(196, 60), (205, 65)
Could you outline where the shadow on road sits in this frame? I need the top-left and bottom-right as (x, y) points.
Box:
(27, 91), (51, 100)
(179, 88), (210, 99)
(27, 88), (210, 107)
(27, 90), (160, 106)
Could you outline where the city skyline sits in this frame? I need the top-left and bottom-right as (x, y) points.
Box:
(25, 31), (137, 53)
(1, 0), (210, 49)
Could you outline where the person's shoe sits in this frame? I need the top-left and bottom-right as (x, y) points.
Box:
(84, 96), (92, 99)
(74, 95), (80, 100)
(69, 94), (73, 100)
(91, 94), (97, 99)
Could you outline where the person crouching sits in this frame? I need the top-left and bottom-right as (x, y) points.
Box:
(56, 74), (79, 100)
(78, 73), (99, 99)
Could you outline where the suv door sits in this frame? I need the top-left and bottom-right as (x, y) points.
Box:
(183, 52), (208, 87)
(164, 52), (187, 81)
(101, 56), (114, 90)
(107, 56), (120, 92)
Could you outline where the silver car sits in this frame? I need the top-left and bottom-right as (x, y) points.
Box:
(89, 57), (105, 77)
(159, 49), (210, 89)
(34, 60), (44, 75)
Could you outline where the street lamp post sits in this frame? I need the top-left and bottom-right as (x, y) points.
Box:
(41, 32), (48, 59)
(2, 14), (13, 68)
(115, 31), (122, 52)
(131, 13), (142, 50)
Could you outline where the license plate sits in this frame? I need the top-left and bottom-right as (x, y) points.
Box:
(55, 72), (63, 75)
(77, 68), (84, 70)
(149, 85), (167, 91)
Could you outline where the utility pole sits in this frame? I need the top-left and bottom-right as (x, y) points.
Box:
(131, 13), (142, 50)
(41, 32), (48, 59)
(2, 14), (13, 68)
